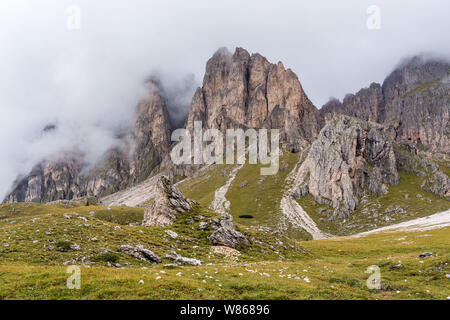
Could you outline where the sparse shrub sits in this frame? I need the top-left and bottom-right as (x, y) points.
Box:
(55, 241), (72, 252)
(92, 253), (120, 263)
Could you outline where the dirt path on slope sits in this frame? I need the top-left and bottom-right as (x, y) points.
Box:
(279, 154), (331, 240)
(209, 162), (244, 215)
(280, 196), (330, 240)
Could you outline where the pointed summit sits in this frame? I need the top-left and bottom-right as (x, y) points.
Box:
(187, 47), (323, 145)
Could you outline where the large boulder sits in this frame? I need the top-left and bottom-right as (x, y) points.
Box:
(165, 251), (202, 266)
(142, 176), (196, 227)
(119, 245), (162, 263)
(208, 214), (250, 249)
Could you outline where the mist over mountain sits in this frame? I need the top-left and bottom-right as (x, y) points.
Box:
(1, 0), (450, 200)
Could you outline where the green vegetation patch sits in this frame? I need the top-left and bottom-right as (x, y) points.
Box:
(93, 207), (145, 225)
(0, 202), (306, 268)
(226, 151), (299, 228)
(92, 253), (120, 263)
(0, 226), (448, 300)
(178, 165), (234, 207)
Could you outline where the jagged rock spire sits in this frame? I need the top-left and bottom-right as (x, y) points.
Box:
(186, 47), (323, 145)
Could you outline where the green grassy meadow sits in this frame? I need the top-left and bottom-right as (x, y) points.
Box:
(0, 202), (449, 300)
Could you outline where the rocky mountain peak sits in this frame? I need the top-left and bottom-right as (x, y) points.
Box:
(187, 47), (322, 145)
(3, 152), (84, 203)
(382, 55), (450, 106)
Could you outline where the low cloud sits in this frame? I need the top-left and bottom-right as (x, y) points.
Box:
(1, 0), (450, 199)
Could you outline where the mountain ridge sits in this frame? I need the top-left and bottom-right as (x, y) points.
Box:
(3, 48), (449, 240)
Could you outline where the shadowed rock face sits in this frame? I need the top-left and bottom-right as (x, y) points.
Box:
(186, 47), (323, 145)
(130, 78), (172, 184)
(295, 115), (399, 218)
(3, 154), (83, 203)
(142, 176), (196, 227)
(321, 56), (450, 153)
(381, 57), (450, 153)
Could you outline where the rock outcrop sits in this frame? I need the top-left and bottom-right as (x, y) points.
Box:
(119, 245), (162, 263)
(186, 47), (323, 145)
(3, 153), (83, 203)
(165, 251), (202, 266)
(208, 213), (250, 248)
(142, 176), (196, 227)
(383, 64), (449, 153)
(294, 115), (399, 218)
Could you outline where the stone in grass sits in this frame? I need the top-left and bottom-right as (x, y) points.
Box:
(70, 243), (81, 251)
(198, 222), (209, 230)
(44, 244), (55, 251)
(419, 252), (435, 258)
(165, 230), (178, 239)
(55, 241), (73, 252)
(238, 181), (248, 188)
(119, 245), (162, 264)
(165, 251), (202, 266)
(209, 227), (250, 249)
(390, 263), (403, 270)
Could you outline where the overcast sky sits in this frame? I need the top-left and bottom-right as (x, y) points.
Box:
(1, 0), (449, 199)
